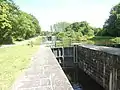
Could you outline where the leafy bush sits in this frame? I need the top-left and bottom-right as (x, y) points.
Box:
(111, 37), (120, 43)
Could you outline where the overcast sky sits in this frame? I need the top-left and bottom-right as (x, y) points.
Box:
(14, 0), (120, 31)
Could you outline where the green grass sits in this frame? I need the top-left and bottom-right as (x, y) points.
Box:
(32, 36), (42, 45)
(56, 38), (72, 47)
(0, 45), (40, 90)
(89, 36), (120, 45)
(14, 36), (42, 46)
(89, 36), (114, 40)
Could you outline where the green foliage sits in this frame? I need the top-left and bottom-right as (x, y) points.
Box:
(111, 37), (120, 43)
(52, 21), (96, 42)
(53, 2), (120, 41)
(88, 36), (120, 45)
(52, 22), (70, 32)
(56, 32), (65, 40)
(103, 3), (120, 36)
(65, 21), (94, 36)
(11, 11), (41, 40)
(93, 28), (103, 36)
(31, 36), (42, 45)
(56, 37), (72, 47)
(0, 0), (41, 44)
(41, 31), (52, 36)
(0, 1), (12, 44)
(13, 11), (35, 40)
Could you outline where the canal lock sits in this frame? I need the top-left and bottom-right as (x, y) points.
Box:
(51, 46), (105, 90)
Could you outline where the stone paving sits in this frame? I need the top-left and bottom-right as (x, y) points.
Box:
(12, 45), (73, 90)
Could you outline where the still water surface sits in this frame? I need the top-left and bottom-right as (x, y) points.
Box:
(63, 68), (105, 90)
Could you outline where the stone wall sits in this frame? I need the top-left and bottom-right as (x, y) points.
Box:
(77, 45), (120, 90)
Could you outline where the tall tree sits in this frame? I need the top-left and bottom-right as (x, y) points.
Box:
(29, 14), (41, 36)
(65, 21), (94, 36)
(12, 11), (39, 40)
(52, 22), (70, 32)
(0, 1), (13, 44)
(0, 0), (41, 44)
(103, 3), (120, 36)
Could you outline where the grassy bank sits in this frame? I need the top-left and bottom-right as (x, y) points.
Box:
(56, 36), (120, 47)
(89, 36), (120, 45)
(0, 45), (40, 90)
(14, 36), (42, 46)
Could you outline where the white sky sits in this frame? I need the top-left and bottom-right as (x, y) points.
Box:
(14, 0), (120, 31)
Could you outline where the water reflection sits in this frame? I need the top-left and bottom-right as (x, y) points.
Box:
(63, 67), (105, 90)
(56, 39), (120, 48)
(72, 83), (83, 90)
(63, 68), (83, 90)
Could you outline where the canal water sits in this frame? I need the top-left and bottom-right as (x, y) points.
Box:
(63, 67), (105, 90)
(56, 39), (120, 48)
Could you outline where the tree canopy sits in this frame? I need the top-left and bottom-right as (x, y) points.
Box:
(65, 21), (94, 36)
(53, 21), (97, 41)
(51, 22), (70, 32)
(103, 3), (120, 37)
(0, 0), (41, 44)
